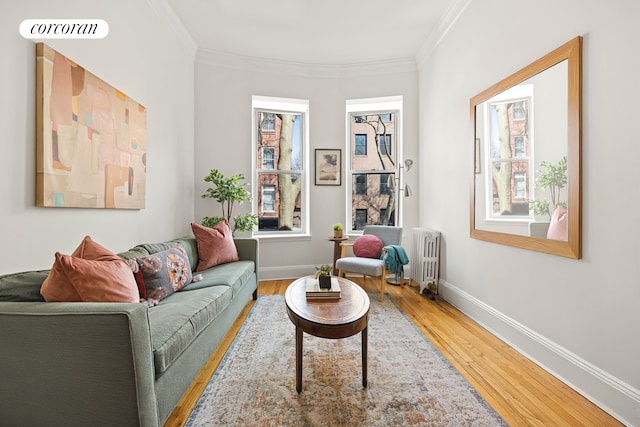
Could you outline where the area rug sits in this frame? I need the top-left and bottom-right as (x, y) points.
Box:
(185, 294), (507, 426)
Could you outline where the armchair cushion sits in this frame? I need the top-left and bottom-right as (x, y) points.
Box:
(335, 256), (384, 277)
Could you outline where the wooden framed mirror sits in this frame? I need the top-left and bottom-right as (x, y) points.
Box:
(470, 36), (582, 258)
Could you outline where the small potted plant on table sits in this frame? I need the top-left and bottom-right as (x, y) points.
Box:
(315, 264), (333, 289)
(332, 223), (344, 239)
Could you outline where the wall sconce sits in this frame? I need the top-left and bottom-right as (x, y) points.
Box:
(388, 158), (414, 197)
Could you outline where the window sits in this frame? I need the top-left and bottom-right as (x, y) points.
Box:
(514, 172), (526, 199)
(253, 96), (309, 236)
(378, 134), (392, 156)
(262, 147), (275, 169)
(514, 136), (525, 158)
(355, 209), (367, 230)
(355, 174), (367, 195)
(379, 173), (390, 194)
(513, 101), (525, 120)
(262, 185), (276, 212)
(261, 113), (276, 131)
(355, 134), (367, 155)
(346, 96), (403, 234)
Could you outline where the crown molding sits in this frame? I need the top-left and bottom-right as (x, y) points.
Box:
(196, 48), (417, 79)
(146, 0), (197, 58)
(415, 0), (472, 69)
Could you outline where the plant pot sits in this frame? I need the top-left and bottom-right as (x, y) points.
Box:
(318, 275), (332, 289)
(333, 230), (343, 239)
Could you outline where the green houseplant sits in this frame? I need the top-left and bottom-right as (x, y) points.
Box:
(314, 264), (333, 289)
(332, 223), (344, 238)
(529, 156), (567, 219)
(201, 169), (258, 235)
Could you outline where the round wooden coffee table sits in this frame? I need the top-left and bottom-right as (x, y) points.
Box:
(285, 276), (370, 393)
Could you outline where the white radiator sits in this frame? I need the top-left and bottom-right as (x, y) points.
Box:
(410, 228), (441, 296)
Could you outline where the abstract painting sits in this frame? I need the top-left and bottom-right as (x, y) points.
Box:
(35, 42), (146, 208)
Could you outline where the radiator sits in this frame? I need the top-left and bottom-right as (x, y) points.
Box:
(410, 228), (441, 295)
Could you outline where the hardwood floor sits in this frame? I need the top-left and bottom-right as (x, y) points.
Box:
(164, 278), (622, 427)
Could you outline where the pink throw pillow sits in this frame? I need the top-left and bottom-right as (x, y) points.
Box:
(546, 205), (568, 241)
(353, 234), (384, 258)
(41, 236), (139, 303)
(191, 221), (239, 271)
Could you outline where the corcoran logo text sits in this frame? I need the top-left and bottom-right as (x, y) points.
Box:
(20, 19), (109, 39)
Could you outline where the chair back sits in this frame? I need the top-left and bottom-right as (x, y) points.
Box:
(362, 225), (402, 247)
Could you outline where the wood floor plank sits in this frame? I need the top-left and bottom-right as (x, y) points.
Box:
(164, 278), (622, 427)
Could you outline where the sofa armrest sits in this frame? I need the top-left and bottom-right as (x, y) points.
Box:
(0, 302), (158, 427)
(234, 237), (259, 277)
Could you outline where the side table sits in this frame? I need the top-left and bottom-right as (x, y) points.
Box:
(328, 236), (348, 274)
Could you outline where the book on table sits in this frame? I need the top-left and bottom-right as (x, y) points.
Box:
(306, 277), (341, 299)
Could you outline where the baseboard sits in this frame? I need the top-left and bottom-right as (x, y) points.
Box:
(438, 278), (639, 427)
(259, 265), (317, 281)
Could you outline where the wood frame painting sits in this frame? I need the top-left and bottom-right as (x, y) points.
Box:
(315, 149), (341, 186)
(36, 42), (147, 209)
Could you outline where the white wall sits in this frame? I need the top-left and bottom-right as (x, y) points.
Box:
(0, 0), (195, 275)
(419, 0), (640, 424)
(194, 55), (420, 280)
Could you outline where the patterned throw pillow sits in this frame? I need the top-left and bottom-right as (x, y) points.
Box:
(353, 234), (384, 259)
(134, 244), (192, 301)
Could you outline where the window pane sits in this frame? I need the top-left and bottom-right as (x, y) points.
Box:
(349, 108), (399, 230)
(256, 172), (302, 231)
(256, 112), (302, 171)
(488, 97), (531, 218)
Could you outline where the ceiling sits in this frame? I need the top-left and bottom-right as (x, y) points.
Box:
(166, 0), (459, 65)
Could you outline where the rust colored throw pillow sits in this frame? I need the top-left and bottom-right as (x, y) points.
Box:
(41, 236), (139, 303)
(191, 221), (239, 271)
(133, 244), (192, 301)
(353, 234), (384, 259)
(546, 204), (568, 241)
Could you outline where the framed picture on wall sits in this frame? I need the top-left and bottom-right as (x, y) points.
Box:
(315, 149), (341, 186)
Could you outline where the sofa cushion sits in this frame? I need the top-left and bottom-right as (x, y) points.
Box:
(0, 270), (49, 302)
(41, 236), (139, 303)
(134, 245), (192, 301)
(191, 221), (239, 271)
(147, 285), (234, 374)
(182, 260), (255, 297)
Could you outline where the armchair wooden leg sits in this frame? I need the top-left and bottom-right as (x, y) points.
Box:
(379, 275), (385, 302)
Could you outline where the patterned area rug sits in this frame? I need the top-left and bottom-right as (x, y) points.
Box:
(185, 294), (507, 426)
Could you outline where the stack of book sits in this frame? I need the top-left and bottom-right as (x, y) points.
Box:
(305, 277), (341, 300)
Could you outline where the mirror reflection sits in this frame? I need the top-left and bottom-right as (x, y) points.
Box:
(470, 36), (582, 259)
(474, 60), (568, 240)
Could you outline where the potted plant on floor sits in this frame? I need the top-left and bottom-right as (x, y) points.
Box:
(201, 169), (258, 235)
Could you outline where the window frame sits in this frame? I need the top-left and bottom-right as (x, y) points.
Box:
(252, 96), (310, 238)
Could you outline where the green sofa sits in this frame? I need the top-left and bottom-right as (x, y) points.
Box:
(0, 236), (258, 427)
